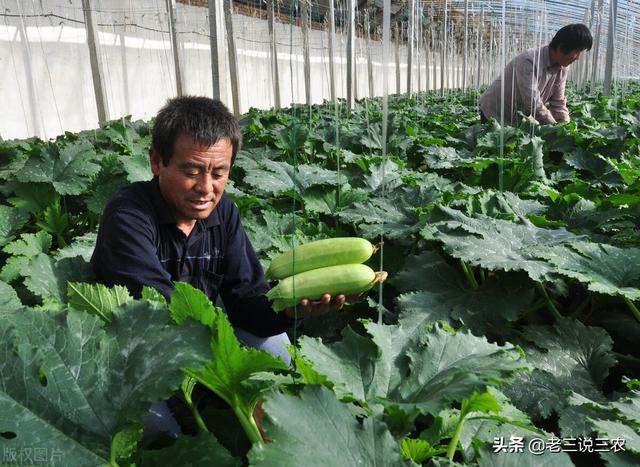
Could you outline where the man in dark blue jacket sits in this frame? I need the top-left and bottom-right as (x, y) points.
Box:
(91, 96), (346, 438)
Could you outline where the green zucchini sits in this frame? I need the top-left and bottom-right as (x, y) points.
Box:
(265, 237), (376, 280)
(266, 263), (386, 311)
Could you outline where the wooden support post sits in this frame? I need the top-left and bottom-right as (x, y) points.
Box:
(463, 0), (468, 89)
(81, 0), (109, 125)
(328, 0), (336, 102)
(603, 0), (617, 96)
(166, 0), (183, 96)
(223, 0), (240, 115)
(440, 0), (447, 94)
(406, 0), (415, 95)
(366, 11), (374, 98)
(346, 0), (355, 110)
(301, 0), (311, 106)
(208, 0), (225, 101)
(267, 0), (281, 108)
(591, 0), (605, 90)
(394, 24), (400, 94)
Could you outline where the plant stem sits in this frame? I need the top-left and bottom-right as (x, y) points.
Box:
(232, 402), (263, 446)
(446, 415), (466, 461)
(570, 296), (591, 318)
(535, 283), (562, 320)
(460, 260), (479, 290)
(624, 297), (640, 323)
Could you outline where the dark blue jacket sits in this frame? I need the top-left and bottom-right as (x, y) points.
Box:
(91, 178), (290, 336)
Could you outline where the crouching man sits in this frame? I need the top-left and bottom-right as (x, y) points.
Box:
(91, 96), (347, 438)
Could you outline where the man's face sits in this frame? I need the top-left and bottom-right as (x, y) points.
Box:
(150, 132), (232, 234)
(555, 48), (583, 67)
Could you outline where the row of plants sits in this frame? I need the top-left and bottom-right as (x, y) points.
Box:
(0, 84), (639, 466)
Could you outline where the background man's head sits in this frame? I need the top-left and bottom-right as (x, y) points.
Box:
(151, 96), (241, 167)
(549, 24), (593, 67)
(550, 23), (593, 54)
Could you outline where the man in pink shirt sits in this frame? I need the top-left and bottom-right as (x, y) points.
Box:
(480, 24), (592, 126)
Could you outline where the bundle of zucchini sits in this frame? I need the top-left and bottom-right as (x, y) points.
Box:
(265, 237), (387, 312)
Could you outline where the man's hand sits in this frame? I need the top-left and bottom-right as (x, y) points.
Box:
(283, 293), (360, 319)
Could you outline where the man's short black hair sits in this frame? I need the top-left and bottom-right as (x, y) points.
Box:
(550, 24), (593, 53)
(151, 96), (241, 166)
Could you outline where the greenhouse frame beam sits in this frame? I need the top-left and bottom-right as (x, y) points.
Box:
(208, 0), (225, 101)
(591, 0), (605, 90)
(462, 0), (468, 89)
(346, 0), (355, 110)
(440, 0), (448, 95)
(81, 0), (109, 125)
(603, 0), (618, 96)
(224, 0), (240, 115)
(166, 0), (184, 97)
(328, 0), (336, 103)
(406, 0), (415, 95)
(301, 0), (312, 106)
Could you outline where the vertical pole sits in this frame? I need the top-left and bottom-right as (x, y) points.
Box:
(166, 0), (183, 96)
(328, 0), (336, 102)
(366, 11), (374, 98)
(440, 0), (448, 94)
(223, 0), (240, 115)
(395, 24), (401, 94)
(15, 0), (42, 136)
(476, 7), (483, 88)
(425, 21), (430, 90)
(591, 0), (605, 89)
(346, 0), (355, 110)
(463, 0), (469, 89)
(582, 0), (598, 86)
(406, 0), (415, 95)
(208, 0), (225, 101)
(301, 0), (311, 106)
(432, 26), (437, 89)
(119, 32), (131, 115)
(81, 0), (108, 125)
(267, 0), (281, 108)
(603, 0), (617, 96)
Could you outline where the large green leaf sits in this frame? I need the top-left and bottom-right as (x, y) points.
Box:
(67, 282), (133, 322)
(433, 205), (579, 281)
(7, 182), (57, 214)
(56, 232), (97, 261)
(298, 322), (527, 417)
(539, 242), (640, 301)
(0, 205), (30, 247)
(566, 148), (626, 187)
(119, 152), (153, 183)
(248, 385), (407, 466)
(240, 158), (345, 195)
(169, 282), (216, 329)
(140, 433), (239, 466)
(0, 281), (21, 312)
(183, 296), (289, 441)
(1, 232), (52, 282)
(395, 251), (534, 335)
(0, 303), (211, 465)
(459, 388), (544, 461)
(16, 140), (101, 195)
(23, 254), (94, 302)
(504, 318), (616, 419)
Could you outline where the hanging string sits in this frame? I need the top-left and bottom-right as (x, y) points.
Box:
(377, 0), (391, 325)
(287, 0), (299, 367)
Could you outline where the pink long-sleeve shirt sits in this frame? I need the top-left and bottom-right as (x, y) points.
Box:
(480, 45), (570, 126)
